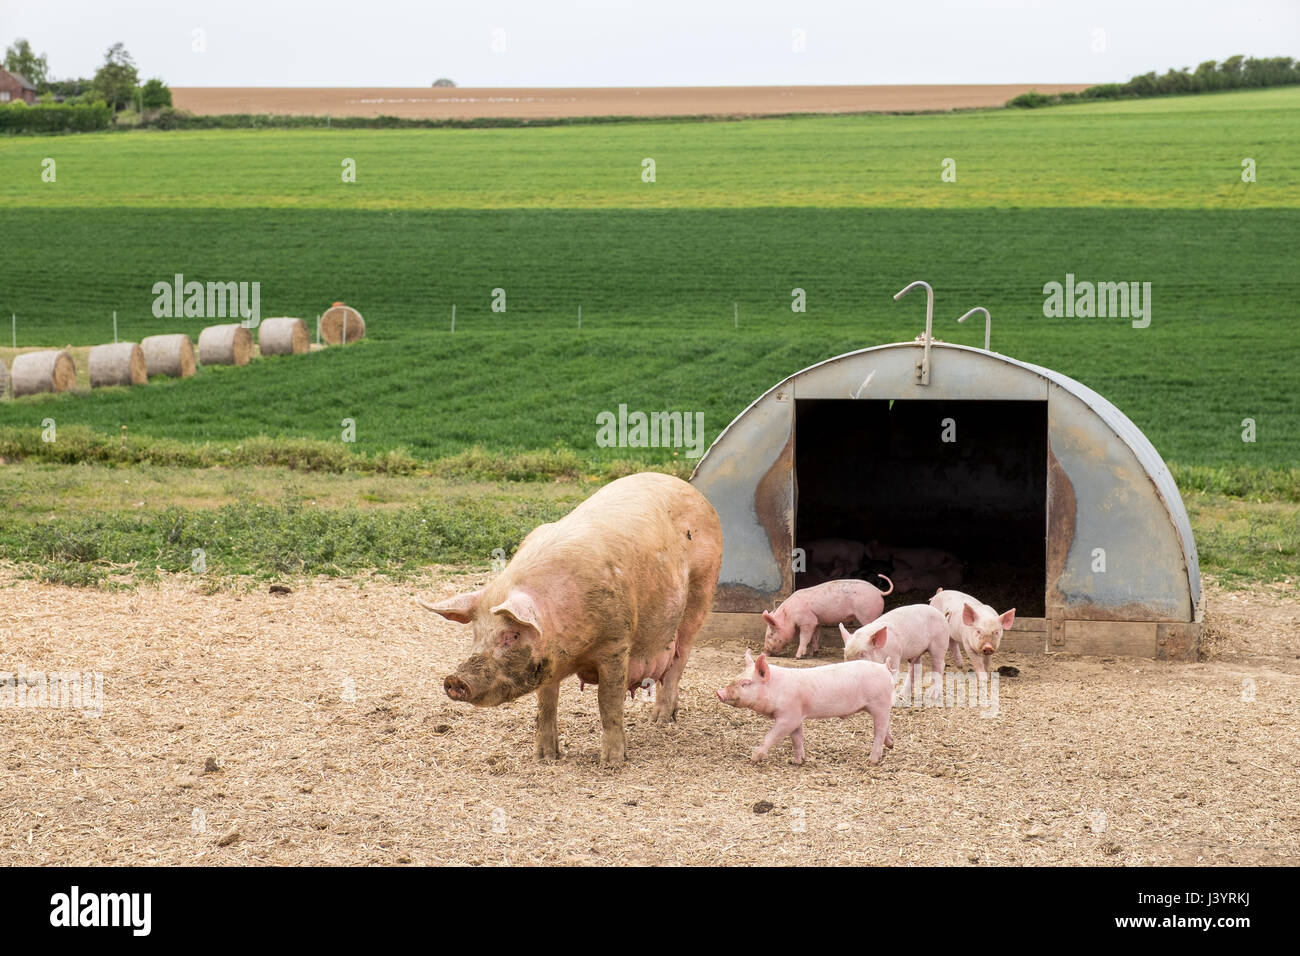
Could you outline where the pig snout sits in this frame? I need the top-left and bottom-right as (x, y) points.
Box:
(981, 643), (996, 656)
(444, 674), (473, 702)
(444, 648), (554, 707)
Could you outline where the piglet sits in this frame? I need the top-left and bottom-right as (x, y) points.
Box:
(763, 577), (893, 659)
(840, 603), (950, 703)
(716, 650), (894, 765)
(929, 588), (1015, 676)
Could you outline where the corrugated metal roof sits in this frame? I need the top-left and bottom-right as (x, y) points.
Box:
(693, 340), (1201, 605)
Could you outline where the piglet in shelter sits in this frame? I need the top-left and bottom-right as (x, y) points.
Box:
(762, 577), (893, 659)
(422, 472), (722, 764)
(840, 603), (950, 703)
(929, 588), (1015, 676)
(716, 650), (895, 765)
(802, 537), (868, 580)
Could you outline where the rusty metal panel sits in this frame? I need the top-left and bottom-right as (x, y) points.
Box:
(1018, 355), (1200, 608)
(690, 386), (793, 611)
(1156, 622), (1202, 661)
(1047, 382), (1193, 621)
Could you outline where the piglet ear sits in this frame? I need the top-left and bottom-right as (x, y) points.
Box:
(744, 648), (755, 666)
(870, 626), (889, 649)
(1000, 608), (1016, 629)
(754, 653), (770, 680)
(761, 610), (778, 626)
(839, 622), (852, 641)
(418, 589), (482, 624)
(490, 589), (544, 638)
(962, 603), (977, 626)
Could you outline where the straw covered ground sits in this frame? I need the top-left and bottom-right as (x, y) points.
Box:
(1, 569), (1296, 866)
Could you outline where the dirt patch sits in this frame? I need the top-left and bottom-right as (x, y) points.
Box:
(171, 85), (1090, 120)
(1, 572), (1295, 865)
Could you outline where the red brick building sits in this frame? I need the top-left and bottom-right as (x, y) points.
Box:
(0, 68), (38, 104)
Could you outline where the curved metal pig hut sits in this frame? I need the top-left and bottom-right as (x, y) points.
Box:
(690, 283), (1202, 660)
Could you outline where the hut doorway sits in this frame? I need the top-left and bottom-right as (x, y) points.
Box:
(793, 398), (1048, 617)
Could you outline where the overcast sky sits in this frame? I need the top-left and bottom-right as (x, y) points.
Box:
(2, 0), (1295, 87)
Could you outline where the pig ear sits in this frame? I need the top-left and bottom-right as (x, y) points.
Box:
(1000, 608), (1016, 629)
(754, 653), (770, 680)
(962, 603), (977, 626)
(418, 590), (482, 624)
(744, 648), (755, 666)
(761, 610), (778, 626)
(870, 626), (889, 649)
(490, 589), (543, 638)
(839, 622), (852, 641)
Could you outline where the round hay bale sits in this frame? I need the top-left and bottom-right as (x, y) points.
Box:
(258, 317), (309, 356)
(141, 333), (196, 378)
(198, 324), (253, 366)
(320, 303), (366, 345)
(89, 342), (148, 388)
(11, 349), (76, 397)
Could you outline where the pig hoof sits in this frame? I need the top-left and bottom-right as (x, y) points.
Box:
(749, 751), (765, 764)
(536, 744), (561, 761)
(650, 701), (678, 724)
(789, 758), (804, 767)
(598, 744), (627, 765)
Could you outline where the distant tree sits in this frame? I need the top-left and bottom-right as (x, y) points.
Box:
(1156, 68), (1193, 95)
(140, 77), (172, 109)
(43, 77), (94, 100)
(432, 77), (456, 87)
(1193, 60), (1219, 92)
(1218, 55), (1245, 81)
(3, 38), (49, 90)
(1126, 71), (1158, 96)
(93, 42), (139, 112)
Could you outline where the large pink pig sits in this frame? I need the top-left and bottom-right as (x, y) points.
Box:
(840, 603), (950, 703)
(762, 578), (893, 659)
(929, 588), (1015, 676)
(716, 650), (895, 765)
(422, 472), (722, 764)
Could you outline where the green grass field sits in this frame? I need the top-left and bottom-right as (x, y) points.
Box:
(3, 88), (1296, 209)
(0, 461), (1293, 588)
(0, 89), (1296, 471)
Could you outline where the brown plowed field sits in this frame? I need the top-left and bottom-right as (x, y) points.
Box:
(171, 84), (1089, 119)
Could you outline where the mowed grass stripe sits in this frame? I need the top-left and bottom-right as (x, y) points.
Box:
(2, 88), (1296, 210)
(0, 207), (1295, 468)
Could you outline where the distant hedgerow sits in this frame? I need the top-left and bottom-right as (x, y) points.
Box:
(1006, 54), (1300, 108)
